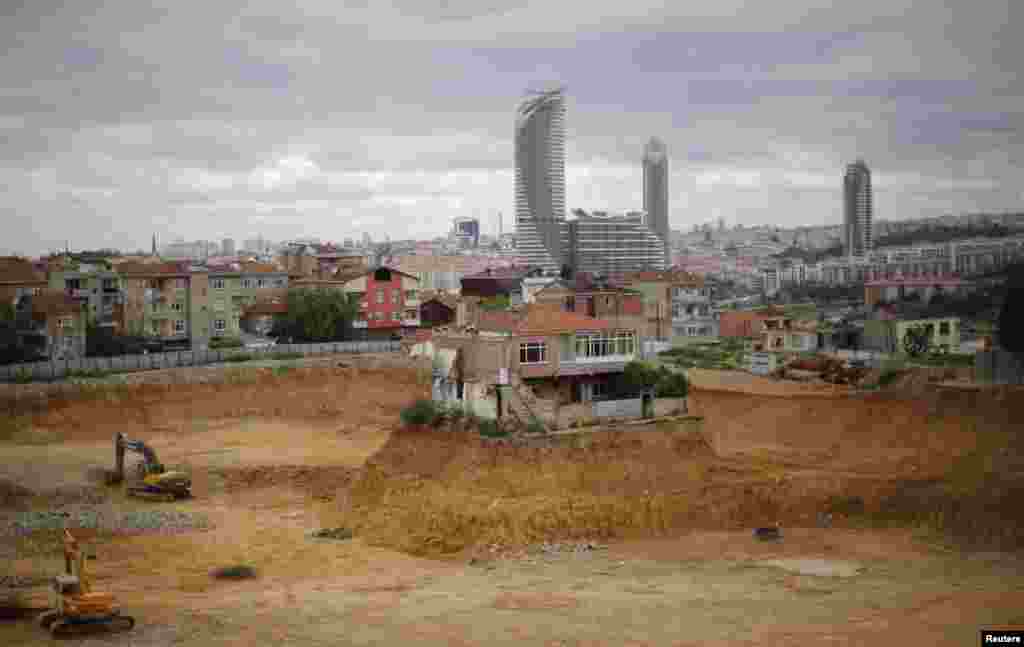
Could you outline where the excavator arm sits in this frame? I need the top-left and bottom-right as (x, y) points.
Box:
(108, 433), (191, 500)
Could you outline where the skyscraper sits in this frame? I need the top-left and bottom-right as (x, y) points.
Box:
(514, 86), (567, 274)
(642, 137), (670, 260)
(843, 159), (873, 257)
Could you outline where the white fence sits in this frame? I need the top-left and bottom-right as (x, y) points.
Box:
(0, 341), (401, 382)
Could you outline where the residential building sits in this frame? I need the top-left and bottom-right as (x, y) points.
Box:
(0, 257), (47, 306)
(718, 306), (788, 339)
(452, 217), (480, 248)
(843, 159), (873, 257)
(431, 303), (641, 425)
(567, 210), (668, 275)
(293, 266), (420, 339)
(642, 137), (670, 260)
(612, 270), (711, 340)
(222, 238), (236, 256)
(514, 87), (568, 274)
(15, 292), (88, 360)
(240, 299), (287, 336)
(751, 316), (821, 353)
(459, 265), (542, 325)
(531, 276), (646, 336)
(863, 314), (960, 355)
(207, 262), (289, 339)
(863, 275), (971, 308)
(47, 260), (126, 332)
(118, 262), (210, 348)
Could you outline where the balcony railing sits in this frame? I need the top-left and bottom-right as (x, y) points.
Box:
(401, 318), (421, 327)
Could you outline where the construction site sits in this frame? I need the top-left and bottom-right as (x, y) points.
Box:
(1, 353), (1022, 646)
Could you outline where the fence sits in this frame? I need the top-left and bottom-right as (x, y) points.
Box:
(0, 341), (402, 383)
(975, 350), (1024, 385)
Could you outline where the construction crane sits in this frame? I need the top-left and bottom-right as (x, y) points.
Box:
(104, 432), (192, 501)
(37, 528), (135, 637)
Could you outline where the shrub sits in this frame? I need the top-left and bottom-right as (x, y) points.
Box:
(525, 417), (546, 434)
(477, 419), (508, 438)
(273, 363), (295, 376)
(655, 370), (689, 398)
(877, 369), (903, 387)
(400, 399), (441, 427)
(209, 564), (258, 580)
(12, 368), (32, 384)
(209, 337), (244, 350)
(66, 368), (112, 379)
(270, 351), (303, 360)
(223, 353), (254, 363)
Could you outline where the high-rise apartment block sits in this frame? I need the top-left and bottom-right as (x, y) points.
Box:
(514, 87), (567, 274)
(642, 137), (670, 260)
(843, 160), (873, 257)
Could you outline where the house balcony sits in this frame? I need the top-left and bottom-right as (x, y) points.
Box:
(557, 354), (635, 376)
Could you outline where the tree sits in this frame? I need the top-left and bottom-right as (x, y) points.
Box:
(998, 262), (1024, 356)
(271, 288), (359, 343)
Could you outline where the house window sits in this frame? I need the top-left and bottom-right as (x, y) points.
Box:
(392, 312), (401, 321)
(376, 288), (385, 304)
(173, 319), (186, 334)
(171, 302), (183, 312)
(213, 319), (226, 332)
(65, 279), (82, 290)
(62, 336), (75, 349)
(391, 290), (399, 305)
(404, 310), (417, 320)
(256, 279), (266, 289)
(575, 331), (635, 358)
(102, 278), (117, 290)
(211, 278), (225, 289)
(273, 278), (285, 287)
(564, 296), (575, 312)
(241, 279), (252, 289)
(939, 321), (950, 336)
(151, 321), (159, 335)
(58, 317), (73, 329)
(405, 290), (416, 300)
(519, 342), (547, 364)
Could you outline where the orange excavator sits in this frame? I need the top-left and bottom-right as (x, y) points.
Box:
(36, 529), (135, 637)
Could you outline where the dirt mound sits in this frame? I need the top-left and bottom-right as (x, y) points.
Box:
(215, 464), (358, 499)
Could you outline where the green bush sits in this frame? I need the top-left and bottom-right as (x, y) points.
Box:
(877, 369), (903, 387)
(223, 353), (255, 363)
(525, 417), (546, 434)
(477, 419), (508, 438)
(12, 368), (33, 384)
(66, 368), (112, 379)
(270, 351), (303, 360)
(209, 337), (244, 350)
(273, 363), (295, 376)
(655, 370), (689, 398)
(400, 399), (442, 427)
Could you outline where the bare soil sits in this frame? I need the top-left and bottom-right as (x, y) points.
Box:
(1, 361), (1021, 646)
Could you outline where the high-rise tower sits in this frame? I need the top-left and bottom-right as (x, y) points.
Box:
(514, 86), (567, 274)
(642, 137), (670, 261)
(843, 160), (873, 257)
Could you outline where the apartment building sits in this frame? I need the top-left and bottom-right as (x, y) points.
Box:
(47, 261), (126, 332)
(207, 263), (288, 339)
(531, 276), (646, 336)
(118, 262), (210, 348)
(0, 257), (47, 306)
(863, 313), (960, 355)
(612, 270), (713, 341)
(14, 293), (88, 360)
(292, 266), (420, 339)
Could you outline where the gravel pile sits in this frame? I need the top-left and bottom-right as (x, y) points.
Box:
(2, 509), (211, 537)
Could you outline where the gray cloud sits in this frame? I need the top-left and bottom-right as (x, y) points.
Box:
(1, 0), (1021, 255)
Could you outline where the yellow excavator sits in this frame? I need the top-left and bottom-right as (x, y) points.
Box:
(104, 432), (192, 501)
(37, 529), (135, 637)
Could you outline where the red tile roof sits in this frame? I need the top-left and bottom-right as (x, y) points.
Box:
(475, 303), (613, 335)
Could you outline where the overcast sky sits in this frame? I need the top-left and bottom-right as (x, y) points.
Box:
(1, 0), (1021, 256)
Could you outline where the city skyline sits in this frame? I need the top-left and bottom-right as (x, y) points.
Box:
(1, 1), (1020, 257)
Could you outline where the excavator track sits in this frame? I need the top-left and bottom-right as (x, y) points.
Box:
(50, 614), (134, 637)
